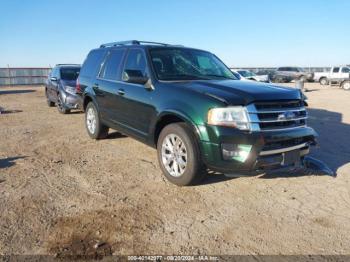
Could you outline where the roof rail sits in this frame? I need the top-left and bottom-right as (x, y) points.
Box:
(99, 40), (177, 48)
(55, 64), (81, 66)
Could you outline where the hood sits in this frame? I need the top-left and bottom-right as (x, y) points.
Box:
(170, 80), (301, 105)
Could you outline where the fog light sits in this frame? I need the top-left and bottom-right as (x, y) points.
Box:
(222, 143), (252, 162)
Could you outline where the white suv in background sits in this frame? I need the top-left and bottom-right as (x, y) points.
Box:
(314, 66), (350, 86)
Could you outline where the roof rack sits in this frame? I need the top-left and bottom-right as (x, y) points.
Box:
(55, 64), (81, 66)
(100, 40), (178, 48)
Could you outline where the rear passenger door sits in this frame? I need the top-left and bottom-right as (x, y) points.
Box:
(95, 48), (126, 124)
(340, 67), (350, 79)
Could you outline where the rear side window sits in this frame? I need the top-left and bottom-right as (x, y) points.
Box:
(333, 67), (340, 73)
(80, 49), (106, 77)
(100, 49), (125, 80)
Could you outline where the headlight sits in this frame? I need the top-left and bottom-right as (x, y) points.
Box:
(207, 106), (250, 130)
(64, 85), (76, 95)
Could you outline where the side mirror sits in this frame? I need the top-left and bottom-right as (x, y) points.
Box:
(122, 70), (149, 85)
(50, 77), (57, 82)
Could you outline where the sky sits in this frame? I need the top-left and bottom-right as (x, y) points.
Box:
(0, 0), (349, 68)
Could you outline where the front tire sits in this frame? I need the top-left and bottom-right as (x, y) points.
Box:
(85, 102), (109, 139)
(57, 94), (70, 114)
(157, 123), (206, 186)
(341, 81), (350, 90)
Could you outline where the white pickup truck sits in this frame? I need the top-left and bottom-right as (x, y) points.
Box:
(314, 66), (350, 88)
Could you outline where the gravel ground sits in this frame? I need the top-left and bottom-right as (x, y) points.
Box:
(0, 83), (349, 257)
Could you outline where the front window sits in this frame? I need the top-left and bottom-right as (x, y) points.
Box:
(342, 67), (350, 73)
(150, 48), (237, 81)
(124, 49), (147, 76)
(60, 67), (80, 81)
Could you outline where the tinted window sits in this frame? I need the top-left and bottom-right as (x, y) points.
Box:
(342, 67), (350, 73)
(333, 67), (340, 73)
(60, 67), (80, 81)
(278, 67), (286, 71)
(80, 49), (106, 77)
(100, 49), (125, 80)
(124, 49), (147, 76)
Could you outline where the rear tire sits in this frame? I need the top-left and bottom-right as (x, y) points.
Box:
(341, 81), (350, 90)
(85, 102), (109, 139)
(320, 77), (328, 85)
(157, 123), (206, 186)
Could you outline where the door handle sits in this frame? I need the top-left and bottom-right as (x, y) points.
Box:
(117, 89), (125, 96)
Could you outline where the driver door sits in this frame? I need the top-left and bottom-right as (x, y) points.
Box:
(116, 48), (156, 140)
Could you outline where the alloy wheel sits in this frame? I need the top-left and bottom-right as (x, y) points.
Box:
(161, 134), (188, 177)
(86, 107), (97, 134)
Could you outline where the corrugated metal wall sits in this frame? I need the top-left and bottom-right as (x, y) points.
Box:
(0, 68), (51, 86)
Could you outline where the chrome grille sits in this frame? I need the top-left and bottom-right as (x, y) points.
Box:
(247, 100), (308, 131)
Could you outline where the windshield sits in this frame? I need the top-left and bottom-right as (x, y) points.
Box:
(60, 67), (80, 81)
(238, 70), (256, 77)
(150, 48), (237, 81)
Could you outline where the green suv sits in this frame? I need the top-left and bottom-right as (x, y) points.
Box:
(77, 40), (317, 186)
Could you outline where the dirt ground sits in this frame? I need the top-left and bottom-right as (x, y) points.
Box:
(0, 83), (349, 257)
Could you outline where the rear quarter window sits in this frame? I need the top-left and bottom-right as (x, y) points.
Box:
(80, 49), (106, 77)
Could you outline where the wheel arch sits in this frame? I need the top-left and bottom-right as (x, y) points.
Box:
(152, 111), (201, 148)
(341, 80), (350, 89)
(83, 94), (97, 111)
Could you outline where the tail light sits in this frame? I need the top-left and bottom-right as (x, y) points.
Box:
(76, 78), (81, 94)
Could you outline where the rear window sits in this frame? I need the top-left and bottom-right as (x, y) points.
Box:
(80, 49), (106, 77)
(60, 67), (80, 81)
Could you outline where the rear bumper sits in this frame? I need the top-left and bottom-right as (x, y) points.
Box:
(198, 125), (317, 174)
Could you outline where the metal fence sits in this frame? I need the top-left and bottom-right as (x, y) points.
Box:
(0, 68), (51, 86)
